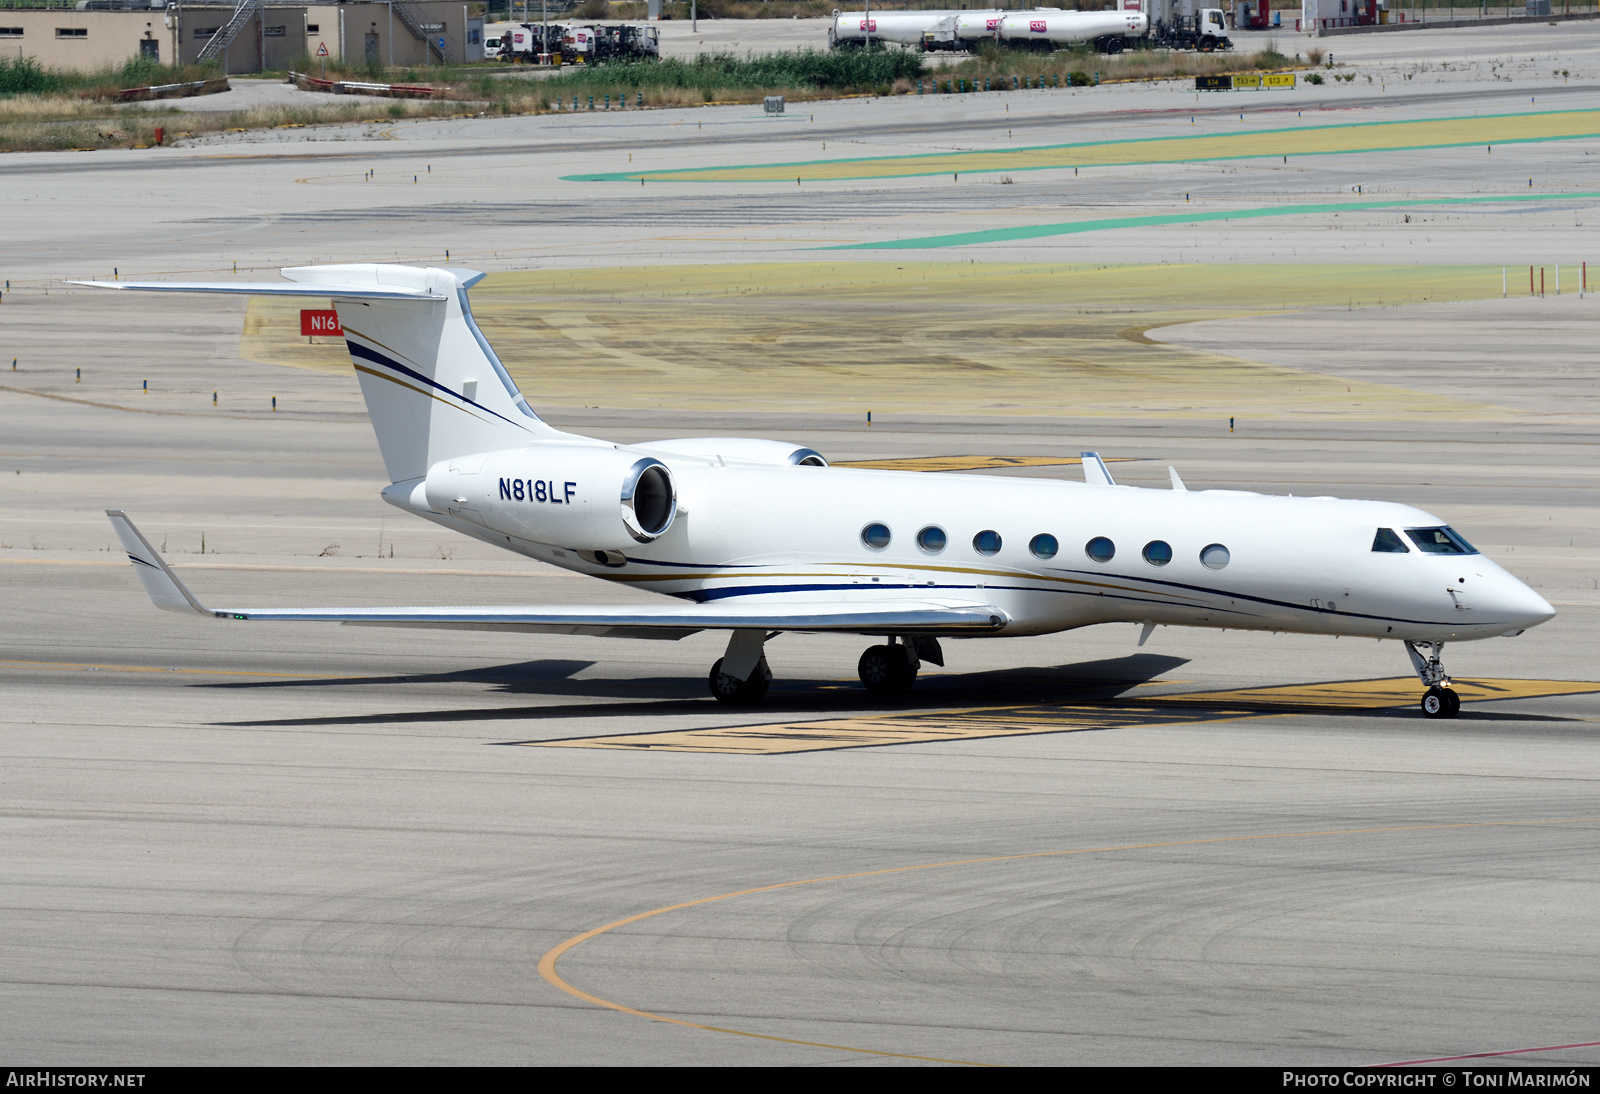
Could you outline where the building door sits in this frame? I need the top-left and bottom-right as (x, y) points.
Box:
(365, 32), (379, 63)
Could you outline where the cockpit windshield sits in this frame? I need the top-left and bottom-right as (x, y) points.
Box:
(1372, 528), (1409, 553)
(1405, 527), (1478, 555)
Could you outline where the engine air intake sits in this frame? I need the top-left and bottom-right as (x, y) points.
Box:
(622, 459), (676, 542)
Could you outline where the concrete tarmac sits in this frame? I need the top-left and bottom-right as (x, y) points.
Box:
(3, 25), (1600, 1066)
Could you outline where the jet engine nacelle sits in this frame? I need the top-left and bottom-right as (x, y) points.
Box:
(634, 437), (827, 467)
(423, 444), (677, 550)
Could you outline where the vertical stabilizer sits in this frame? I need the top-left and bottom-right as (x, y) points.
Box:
(281, 264), (560, 482)
(70, 264), (561, 484)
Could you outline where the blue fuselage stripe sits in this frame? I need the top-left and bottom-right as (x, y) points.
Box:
(346, 340), (529, 432)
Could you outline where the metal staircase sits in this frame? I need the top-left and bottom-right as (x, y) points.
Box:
(196, 0), (261, 64)
(392, 1), (451, 62)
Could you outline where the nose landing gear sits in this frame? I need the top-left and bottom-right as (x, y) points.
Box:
(1421, 686), (1460, 718)
(1406, 640), (1460, 719)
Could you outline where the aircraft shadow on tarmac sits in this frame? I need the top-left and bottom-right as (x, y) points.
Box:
(211, 653), (1193, 729)
(208, 653), (1595, 737)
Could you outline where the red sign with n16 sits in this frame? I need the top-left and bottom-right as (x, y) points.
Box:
(300, 309), (343, 336)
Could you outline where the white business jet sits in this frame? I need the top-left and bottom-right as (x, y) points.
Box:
(81, 264), (1555, 719)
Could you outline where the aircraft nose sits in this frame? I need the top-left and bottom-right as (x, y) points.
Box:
(1495, 577), (1556, 633)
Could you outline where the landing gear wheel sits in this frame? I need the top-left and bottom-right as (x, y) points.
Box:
(1421, 686), (1459, 719)
(858, 644), (918, 693)
(708, 657), (771, 705)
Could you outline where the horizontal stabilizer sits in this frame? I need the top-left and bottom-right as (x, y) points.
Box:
(69, 280), (442, 301)
(70, 263), (487, 301)
(106, 512), (1007, 638)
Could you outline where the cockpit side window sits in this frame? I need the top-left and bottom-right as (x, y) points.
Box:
(1405, 526), (1478, 555)
(1372, 528), (1409, 553)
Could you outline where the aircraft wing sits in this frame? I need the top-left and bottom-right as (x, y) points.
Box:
(108, 511), (1007, 639)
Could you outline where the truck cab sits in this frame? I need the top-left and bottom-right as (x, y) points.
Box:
(1199, 7), (1231, 47)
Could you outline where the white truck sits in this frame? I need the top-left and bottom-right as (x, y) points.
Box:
(1149, 8), (1233, 50)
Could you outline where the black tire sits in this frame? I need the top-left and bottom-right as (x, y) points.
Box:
(1104, 37), (1125, 55)
(709, 656), (771, 705)
(1421, 686), (1457, 719)
(858, 644), (917, 693)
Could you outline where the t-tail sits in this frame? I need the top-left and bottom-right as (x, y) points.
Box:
(71, 264), (561, 482)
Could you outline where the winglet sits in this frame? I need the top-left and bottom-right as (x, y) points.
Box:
(1081, 452), (1116, 487)
(105, 510), (211, 616)
(1168, 466), (1186, 491)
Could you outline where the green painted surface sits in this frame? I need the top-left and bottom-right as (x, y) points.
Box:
(827, 191), (1600, 250)
(562, 107), (1600, 183)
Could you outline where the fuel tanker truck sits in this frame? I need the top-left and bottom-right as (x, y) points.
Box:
(855, 7), (1147, 54)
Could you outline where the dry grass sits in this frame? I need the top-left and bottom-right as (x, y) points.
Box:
(0, 97), (471, 152)
(0, 40), (1299, 150)
(244, 262), (1505, 421)
(945, 43), (1296, 85)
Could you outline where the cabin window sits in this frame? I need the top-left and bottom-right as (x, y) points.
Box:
(1200, 543), (1230, 570)
(1029, 533), (1059, 560)
(1142, 540), (1173, 566)
(1405, 527), (1477, 555)
(1085, 536), (1115, 563)
(860, 522), (891, 550)
(916, 526), (946, 554)
(1372, 528), (1409, 553)
(972, 529), (1002, 556)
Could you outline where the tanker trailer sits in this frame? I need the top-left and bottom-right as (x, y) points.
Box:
(951, 10), (1010, 48)
(997, 9), (1150, 53)
(828, 9), (955, 48)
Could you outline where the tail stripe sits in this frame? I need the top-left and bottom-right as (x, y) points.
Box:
(346, 338), (534, 434)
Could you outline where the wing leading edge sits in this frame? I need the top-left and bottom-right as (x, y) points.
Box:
(106, 511), (1008, 639)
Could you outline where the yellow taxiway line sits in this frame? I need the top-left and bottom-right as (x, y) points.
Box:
(538, 817), (1600, 1065)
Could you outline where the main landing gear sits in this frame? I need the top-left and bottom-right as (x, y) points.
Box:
(706, 632), (945, 704)
(1406, 639), (1460, 719)
(858, 636), (942, 695)
(708, 629), (772, 705)
(708, 655), (771, 704)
